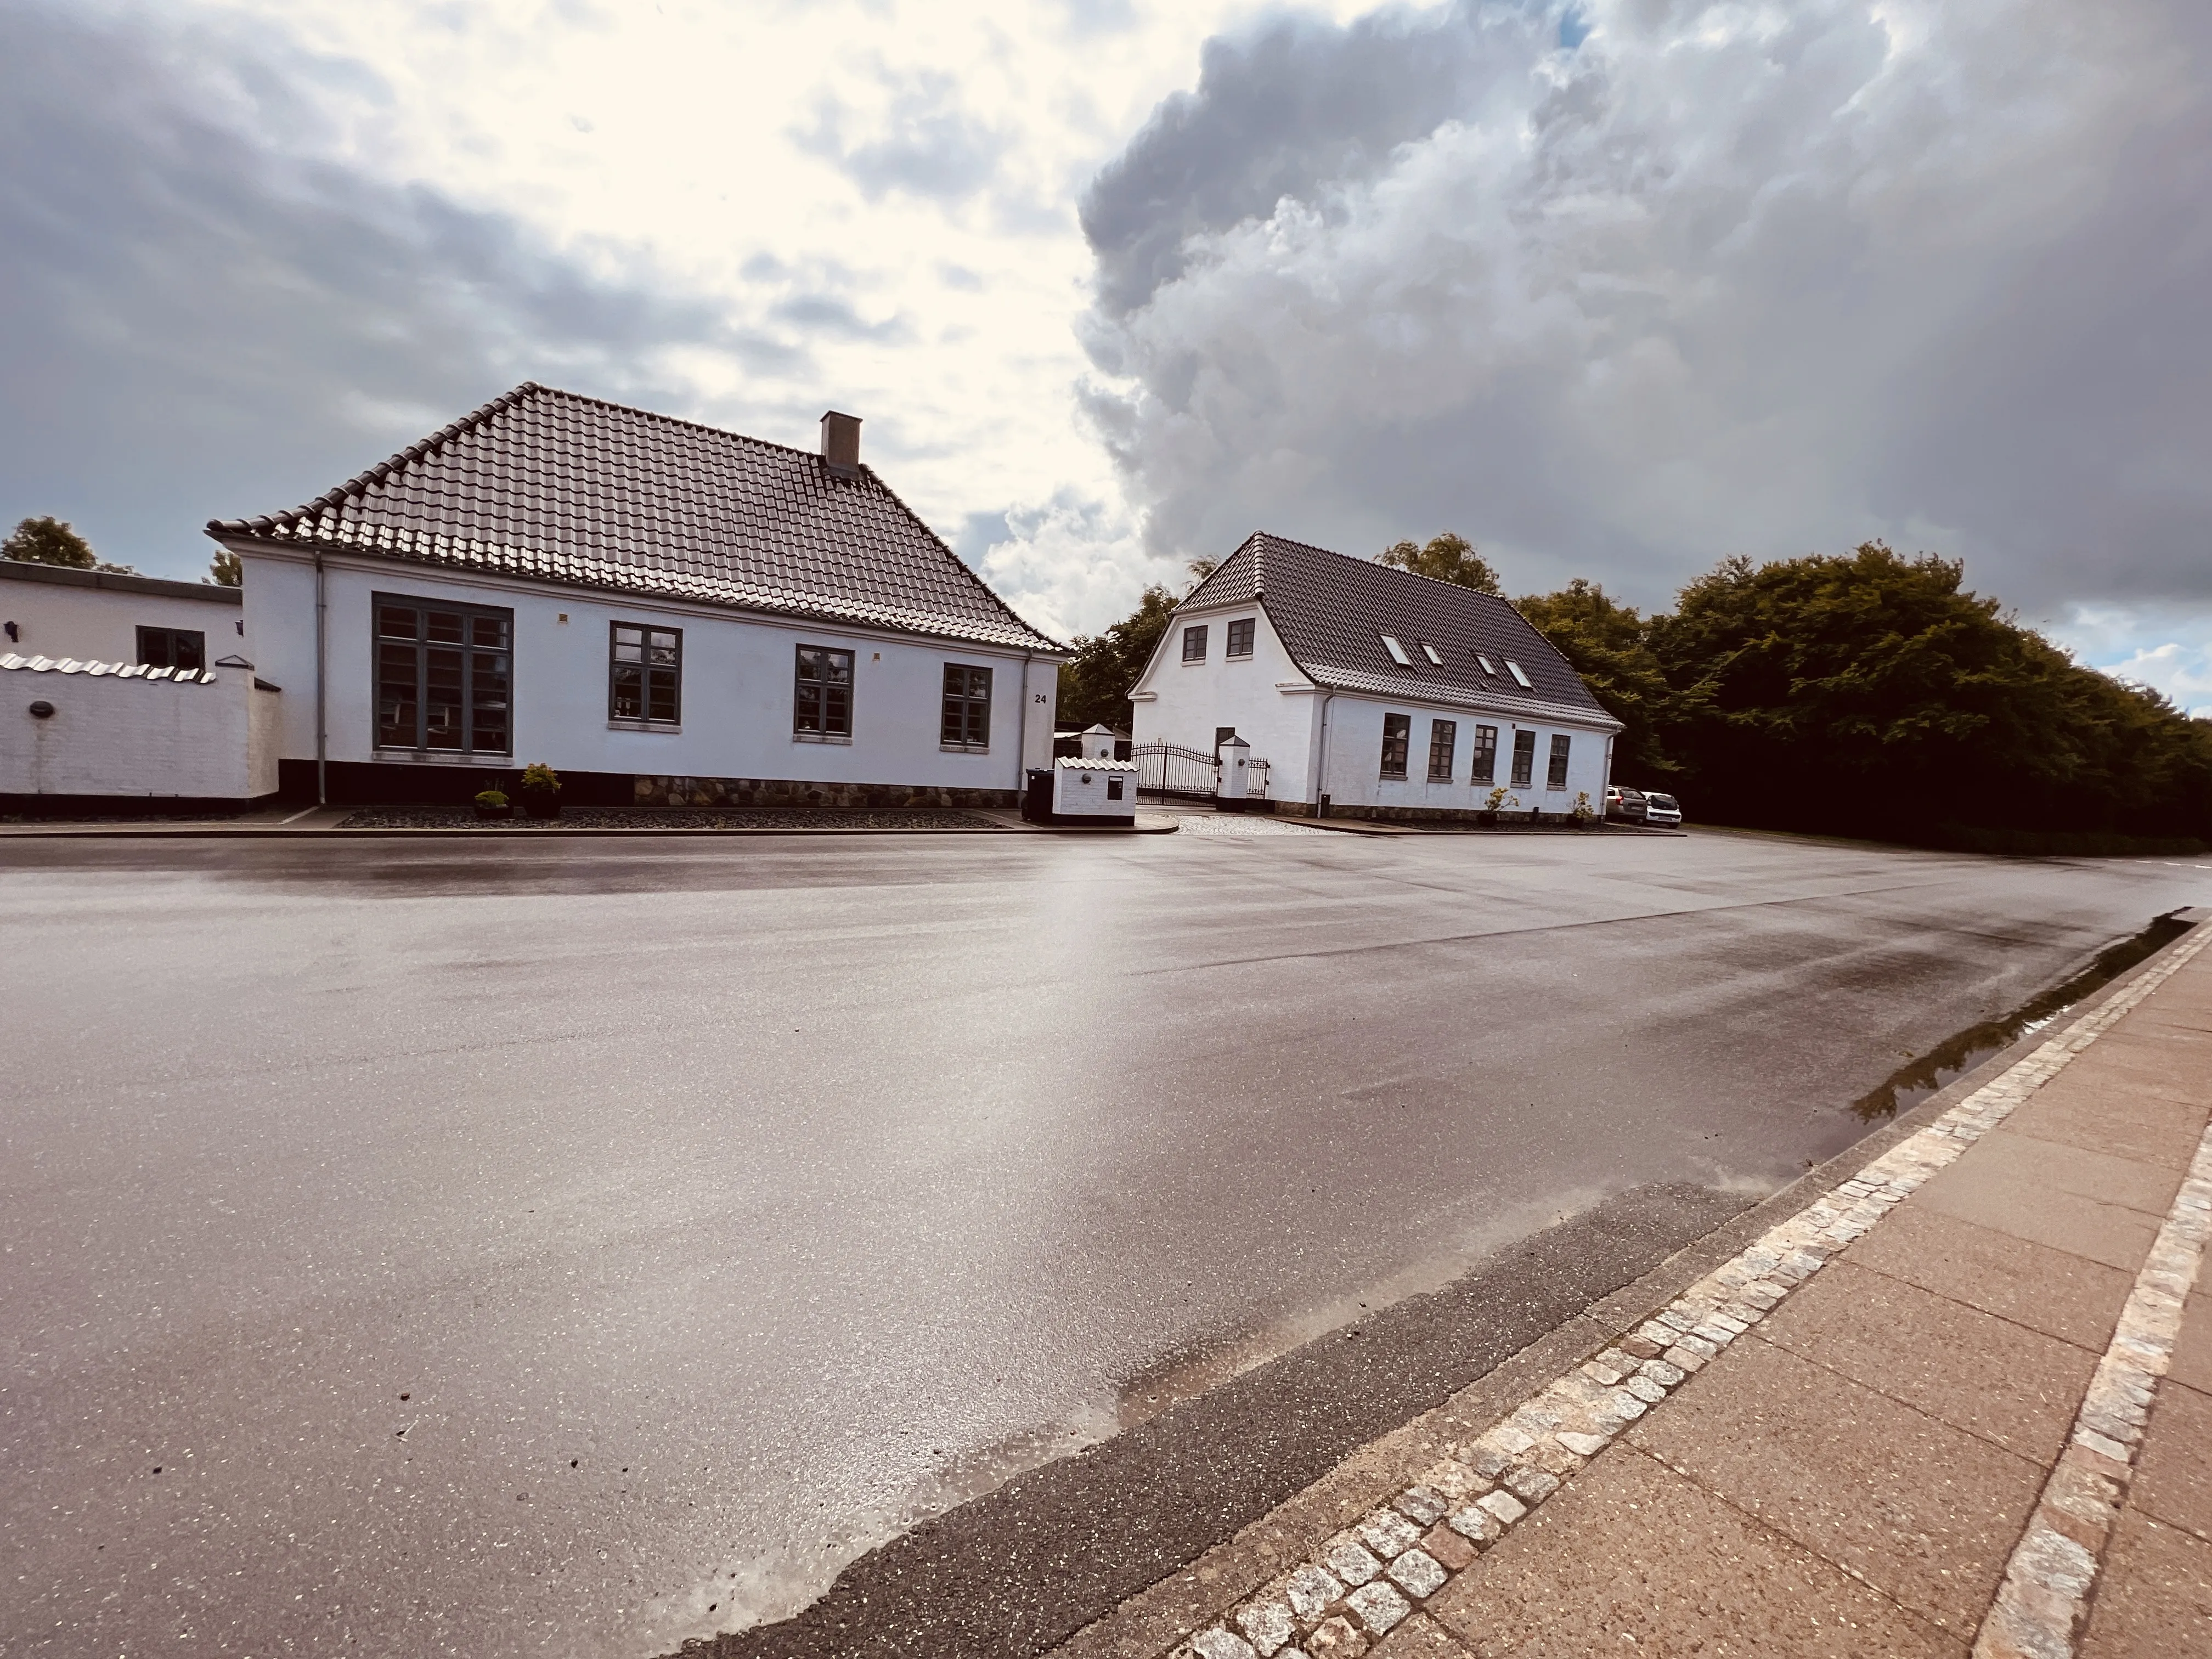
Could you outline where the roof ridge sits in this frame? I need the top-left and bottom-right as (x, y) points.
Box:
(1257, 530), (1519, 607)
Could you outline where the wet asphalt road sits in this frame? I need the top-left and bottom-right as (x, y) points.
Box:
(2, 826), (2207, 1658)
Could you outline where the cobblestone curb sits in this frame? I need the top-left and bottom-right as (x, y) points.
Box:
(1972, 1115), (2212, 1658)
(1168, 922), (2211, 1659)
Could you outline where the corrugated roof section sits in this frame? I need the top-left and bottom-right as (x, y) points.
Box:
(1183, 533), (1618, 729)
(205, 383), (1062, 654)
(2, 653), (218, 683)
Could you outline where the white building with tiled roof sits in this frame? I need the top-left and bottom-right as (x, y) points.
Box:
(207, 385), (1065, 808)
(1130, 533), (1621, 822)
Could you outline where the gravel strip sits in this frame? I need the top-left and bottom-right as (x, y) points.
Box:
(335, 807), (1009, 831)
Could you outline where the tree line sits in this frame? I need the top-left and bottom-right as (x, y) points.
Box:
(1058, 534), (2212, 851)
(4, 515), (239, 584)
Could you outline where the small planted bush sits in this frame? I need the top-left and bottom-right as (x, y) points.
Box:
(517, 763), (562, 819)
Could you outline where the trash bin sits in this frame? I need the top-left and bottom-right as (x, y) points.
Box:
(1022, 767), (1054, 825)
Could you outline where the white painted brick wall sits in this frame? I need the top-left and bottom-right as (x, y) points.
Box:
(0, 669), (277, 799)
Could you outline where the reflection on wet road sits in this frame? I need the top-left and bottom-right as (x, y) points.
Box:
(1, 829), (2201, 1656)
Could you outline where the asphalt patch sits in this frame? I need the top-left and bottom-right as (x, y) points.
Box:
(682, 1180), (1749, 1659)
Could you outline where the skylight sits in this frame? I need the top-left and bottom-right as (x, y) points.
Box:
(1476, 654), (1497, 675)
(1420, 642), (1444, 665)
(1505, 659), (1533, 688)
(1381, 634), (1413, 667)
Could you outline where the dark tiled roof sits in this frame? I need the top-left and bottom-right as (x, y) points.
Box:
(205, 383), (1060, 653)
(1184, 533), (1617, 727)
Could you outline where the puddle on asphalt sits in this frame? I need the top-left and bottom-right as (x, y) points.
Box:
(1848, 911), (2190, 1121)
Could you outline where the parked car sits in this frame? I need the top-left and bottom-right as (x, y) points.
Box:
(1640, 791), (1684, 827)
(1604, 785), (1647, 822)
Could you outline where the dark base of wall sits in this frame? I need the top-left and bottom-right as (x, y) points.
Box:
(1286, 799), (1593, 826)
(0, 793), (272, 819)
(278, 759), (1019, 812)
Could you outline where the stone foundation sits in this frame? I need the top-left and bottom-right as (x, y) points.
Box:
(1280, 799), (1594, 827)
(634, 774), (1019, 811)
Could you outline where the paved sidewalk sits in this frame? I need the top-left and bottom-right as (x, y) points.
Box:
(1063, 916), (2212, 1659)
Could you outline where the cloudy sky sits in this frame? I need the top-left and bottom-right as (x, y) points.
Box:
(3, 0), (2207, 710)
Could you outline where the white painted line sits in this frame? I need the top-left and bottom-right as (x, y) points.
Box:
(278, 805), (321, 825)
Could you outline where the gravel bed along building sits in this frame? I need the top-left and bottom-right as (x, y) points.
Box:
(336, 806), (1009, 831)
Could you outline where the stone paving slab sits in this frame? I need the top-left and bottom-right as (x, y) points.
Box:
(1428, 1444), (1962, 1658)
(1752, 1259), (2097, 1463)
(1052, 918), (2212, 1659)
(2079, 1512), (2212, 1655)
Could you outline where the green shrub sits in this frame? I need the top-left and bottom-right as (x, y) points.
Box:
(474, 789), (509, 809)
(518, 763), (560, 794)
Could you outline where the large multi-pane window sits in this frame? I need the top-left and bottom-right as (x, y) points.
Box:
(1427, 718), (1457, 782)
(1510, 728), (1537, 788)
(940, 663), (992, 750)
(1182, 624), (1209, 663)
(609, 623), (681, 724)
(137, 627), (205, 673)
(1470, 724), (1498, 784)
(374, 594), (511, 754)
(1380, 712), (1412, 778)
(1548, 733), (1572, 789)
(1226, 618), (1255, 658)
(794, 645), (854, 738)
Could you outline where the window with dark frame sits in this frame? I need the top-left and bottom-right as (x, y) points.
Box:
(1107, 777), (1125, 801)
(940, 663), (992, 749)
(1428, 718), (1457, 782)
(374, 594), (511, 754)
(609, 622), (681, 724)
(136, 627), (205, 673)
(1510, 728), (1537, 788)
(1548, 732), (1572, 789)
(1182, 624), (1209, 663)
(1470, 724), (1498, 783)
(794, 645), (855, 738)
(1380, 712), (1412, 778)
(1226, 618), (1255, 658)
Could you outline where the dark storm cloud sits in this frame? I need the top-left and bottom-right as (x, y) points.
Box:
(1079, 2), (1545, 318)
(1079, 0), (2212, 617)
(0, 4), (777, 577)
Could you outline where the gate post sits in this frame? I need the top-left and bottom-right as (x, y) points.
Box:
(1216, 734), (1251, 813)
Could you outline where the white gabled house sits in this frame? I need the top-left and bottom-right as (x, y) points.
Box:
(205, 383), (1065, 808)
(1128, 533), (1621, 822)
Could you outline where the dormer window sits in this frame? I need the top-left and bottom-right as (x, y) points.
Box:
(1381, 634), (1413, 667)
(1420, 642), (1444, 665)
(1476, 654), (1497, 675)
(1505, 659), (1533, 689)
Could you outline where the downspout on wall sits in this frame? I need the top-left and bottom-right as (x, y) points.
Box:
(313, 550), (328, 806)
(1312, 691), (1338, 816)
(1014, 650), (1034, 792)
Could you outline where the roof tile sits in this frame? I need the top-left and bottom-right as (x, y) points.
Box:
(1186, 533), (1617, 728)
(206, 384), (1061, 654)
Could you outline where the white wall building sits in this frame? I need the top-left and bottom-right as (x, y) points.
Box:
(1, 560), (245, 669)
(1129, 533), (1621, 822)
(1, 654), (279, 809)
(205, 383), (1064, 808)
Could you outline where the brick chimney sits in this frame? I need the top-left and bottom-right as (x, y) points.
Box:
(820, 410), (862, 479)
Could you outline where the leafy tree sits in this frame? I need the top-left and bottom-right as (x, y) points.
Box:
(1057, 584), (1182, 731)
(1646, 543), (2212, 839)
(1379, 532), (1500, 594)
(1056, 559), (1222, 730)
(1515, 578), (1673, 778)
(4, 516), (97, 568)
(207, 548), (242, 587)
